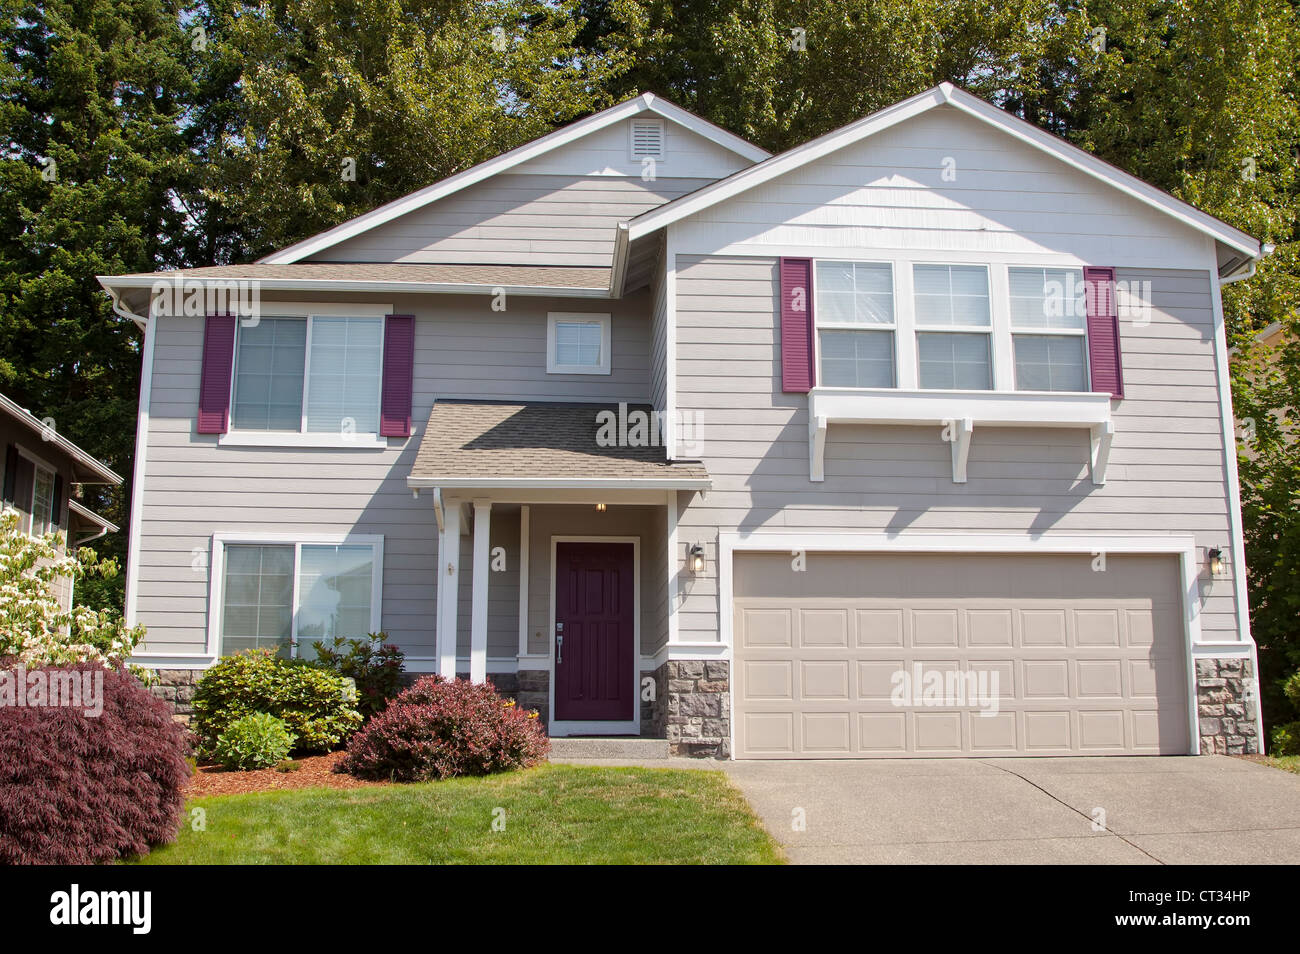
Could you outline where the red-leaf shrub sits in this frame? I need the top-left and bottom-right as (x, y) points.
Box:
(0, 663), (191, 864)
(336, 676), (548, 781)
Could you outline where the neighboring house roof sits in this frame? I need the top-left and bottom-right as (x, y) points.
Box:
(258, 93), (771, 267)
(408, 400), (711, 489)
(621, 83), (1263, 276)
(0, 392), (122, 484)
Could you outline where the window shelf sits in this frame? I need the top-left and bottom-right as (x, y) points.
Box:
(217, 431), (389, 450)
(807, 386), (1114, 485)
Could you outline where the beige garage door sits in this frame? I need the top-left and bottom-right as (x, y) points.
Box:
(733, 552), (1190, 759)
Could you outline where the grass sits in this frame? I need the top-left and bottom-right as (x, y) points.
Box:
(1260, 755), (1300, 775)
(131, 763), (784, 865)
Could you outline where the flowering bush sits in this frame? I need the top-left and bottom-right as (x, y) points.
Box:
(191, 650), (363, 754)
(337, 676), (549, 782)
(213, 712), (296, 770)
(0, 507), (144, 667)
(0, 662), (190, 864)
(311, 634), (405, 717)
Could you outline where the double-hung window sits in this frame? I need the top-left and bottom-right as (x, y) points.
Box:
(231, 315), (384, 435)
(1008, 267), (1089, 392)
(218, 539), (381, 660)
(29, 461), (55, 537)
(815, 261), (896, 388)
(913, 264), (993, 390)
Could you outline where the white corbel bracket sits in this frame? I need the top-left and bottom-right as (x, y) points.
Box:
(950, 417), (974, 483)
(1090, 420), (1114, 485)
(809, 414), (827, 482)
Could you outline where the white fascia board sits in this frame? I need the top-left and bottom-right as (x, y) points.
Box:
(627, 83), (1261, 260)
(97, 274), (613, 300)
(408, 476), (711, 491)
(258, 94), (768, 266)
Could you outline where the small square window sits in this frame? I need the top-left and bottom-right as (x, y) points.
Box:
(548, 313), (612, 375)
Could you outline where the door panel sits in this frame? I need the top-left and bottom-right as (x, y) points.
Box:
(554, 542), (635, 721)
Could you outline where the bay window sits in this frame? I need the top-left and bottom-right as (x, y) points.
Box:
(217, 537), (382, 659)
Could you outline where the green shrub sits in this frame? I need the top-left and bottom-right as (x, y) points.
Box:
(311, 634), (405, 717)
(213, 713), (296, 770)
(192, 650), (363, 755)
(1272, 721), (1300, 756)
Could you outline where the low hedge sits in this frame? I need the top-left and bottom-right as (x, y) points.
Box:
(192, 650), (363, 755)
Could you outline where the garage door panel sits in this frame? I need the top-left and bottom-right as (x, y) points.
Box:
(733, 553), (1190, 759)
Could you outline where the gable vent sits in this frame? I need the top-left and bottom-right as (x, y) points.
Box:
(630, 118), (665, 160)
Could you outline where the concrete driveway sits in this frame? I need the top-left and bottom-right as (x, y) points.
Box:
(721, 755), (1300, 864)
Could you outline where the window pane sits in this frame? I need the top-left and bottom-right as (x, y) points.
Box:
(221, 544), (294, 656)
(815, 261), (893, 324)
(1009, 267), (1085, 330)
(819, 330), (895, 388)
(30, 465), (54, 536)
(914, 265), (990, 327)
(305, 317), (382, 434)
(1014, 334), (1087, 392)
(554, 320), (604, 368)
(296, 545), (375, 659)
(232, 318), (306, 430)
(917, 332), (992, 390)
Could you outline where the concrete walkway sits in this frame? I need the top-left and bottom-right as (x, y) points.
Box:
(719, 755), (1300, 864)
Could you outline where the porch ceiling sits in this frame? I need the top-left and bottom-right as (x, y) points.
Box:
(408, 400), (709, 489)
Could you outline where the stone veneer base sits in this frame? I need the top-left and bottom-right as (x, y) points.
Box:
(1195, 656), (1260, 755)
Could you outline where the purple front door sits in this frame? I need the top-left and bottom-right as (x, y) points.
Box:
(554, 541), (635, 722)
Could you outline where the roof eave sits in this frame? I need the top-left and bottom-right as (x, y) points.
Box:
(406, 476), (711, 491)
(0, 393), (123, 485)
(96, 274), (613, 299)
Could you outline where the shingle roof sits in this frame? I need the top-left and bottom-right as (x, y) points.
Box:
(410, 401), (709, 486)
(104, 263), (612, 289)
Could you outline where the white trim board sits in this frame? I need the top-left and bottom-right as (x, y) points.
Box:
(627, 84), (1260, 264)
(124, 312), (157, 628)
(258, 94), (769, 266)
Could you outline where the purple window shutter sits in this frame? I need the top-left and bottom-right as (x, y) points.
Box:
(197, 314), (237, 434)
(1084, 266), (1124, 398)
(780, 257), (815, 393)
(380, 315), (415, 438)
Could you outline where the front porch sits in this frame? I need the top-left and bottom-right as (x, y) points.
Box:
(407, 400), (720, 746)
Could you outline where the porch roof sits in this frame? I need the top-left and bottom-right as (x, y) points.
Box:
(409, 400), (710, 490)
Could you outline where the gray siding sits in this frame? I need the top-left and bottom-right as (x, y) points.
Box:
(308, 174), (714, 267)
(135, 289), (653, 657)
(672, 255), (1241, 642)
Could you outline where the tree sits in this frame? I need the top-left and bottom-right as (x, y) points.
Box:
(0, 506), (145, 665)
(195, 0), (629, 260)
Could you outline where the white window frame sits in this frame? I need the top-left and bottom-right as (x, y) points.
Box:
(547, 312), (612, 375)
(1006, 266), (1091, 393)
(207, 532), (384, 659)
(628, 118), (665, 161)
(222, 301), (390, 449)
(811, 259), (899, 389)
(16, 445), (57, 538)
(912, 261), (995, 392)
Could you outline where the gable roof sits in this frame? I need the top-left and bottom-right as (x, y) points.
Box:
(623, 83), (1262, 272)
(0, 392), (122, 484)
(259, 94), (771, 267)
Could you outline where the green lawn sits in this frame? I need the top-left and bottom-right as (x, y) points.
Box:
(132, 763), (784, 865)
(1260, 755), (1300, 775)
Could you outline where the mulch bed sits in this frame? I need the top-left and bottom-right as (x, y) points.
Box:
(187, 751), (393, 797)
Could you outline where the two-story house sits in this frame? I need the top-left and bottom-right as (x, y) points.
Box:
(1, 392), (122, 611)
(99, 85), (1264, 758)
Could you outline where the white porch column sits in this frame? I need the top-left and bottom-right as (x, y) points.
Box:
(436, 499), (461, 679)
(470, 499), (492, 684)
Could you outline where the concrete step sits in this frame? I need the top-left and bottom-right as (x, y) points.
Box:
(548, 736), (670, 760)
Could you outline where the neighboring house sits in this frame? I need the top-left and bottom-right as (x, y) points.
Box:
(99, 84), (1264, 759)
(0, 392), (122, 610)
